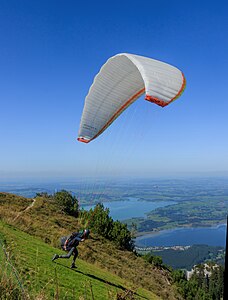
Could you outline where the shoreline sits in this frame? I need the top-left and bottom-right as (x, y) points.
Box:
(134, 221), (227, 238)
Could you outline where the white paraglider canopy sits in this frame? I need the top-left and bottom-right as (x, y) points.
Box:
(78, 53), (186, 143)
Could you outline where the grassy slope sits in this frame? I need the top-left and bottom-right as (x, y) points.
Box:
(0, 221), (158, 299)
(0, 192), (181, 299)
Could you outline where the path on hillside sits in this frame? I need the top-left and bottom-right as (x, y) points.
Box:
(13, 198), (36, 221)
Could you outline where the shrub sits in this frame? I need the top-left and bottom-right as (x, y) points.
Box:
(83, 203), (134, 251)
(54, 190), (79, 217)
(143, 253), (163, 267)
(86, 203), (113, 238)
(110, 220), (134, 251)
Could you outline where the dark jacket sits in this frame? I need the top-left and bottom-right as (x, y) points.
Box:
(61, 232), (83, 251)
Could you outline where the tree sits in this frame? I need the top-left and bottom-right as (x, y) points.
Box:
(54, 190), (79, 217)
(86, 203), (113, 238)
(172, 263), (224, 300)
(110, 220), (134, 251)
(84, 203), (134, 250)
(143, 253), (163, 268)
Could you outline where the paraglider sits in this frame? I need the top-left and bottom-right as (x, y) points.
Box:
(78, 53), (186, 143)
(52, 229), (90, 269)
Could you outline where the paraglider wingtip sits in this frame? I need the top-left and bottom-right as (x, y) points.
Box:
(77, 137), (90, 143)
(145, 95), (169, 107)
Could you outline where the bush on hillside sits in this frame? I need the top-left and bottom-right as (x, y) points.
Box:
(83, 203), (134, 251)
(54, 190), (79, 217)
(110, 220), (133, 250)
(86, 203), (113, 239)
(143, 253), (163, 268)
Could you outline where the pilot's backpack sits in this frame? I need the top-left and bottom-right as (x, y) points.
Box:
(60, 232), (80, 250)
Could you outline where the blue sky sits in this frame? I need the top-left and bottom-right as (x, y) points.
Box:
(0, 0), (228, 180)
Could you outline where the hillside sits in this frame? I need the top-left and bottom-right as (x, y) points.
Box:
(151, 245), (225, 270)
(0, 192), (182, 299)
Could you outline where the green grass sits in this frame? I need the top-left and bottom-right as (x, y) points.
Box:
(0, 192), (180, 299)
(0, 221), (159, 300)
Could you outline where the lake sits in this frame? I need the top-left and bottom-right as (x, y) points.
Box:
(135, 224), (227, 247)
(1, 179), (227, 247)
(82, 197), (175, 221)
